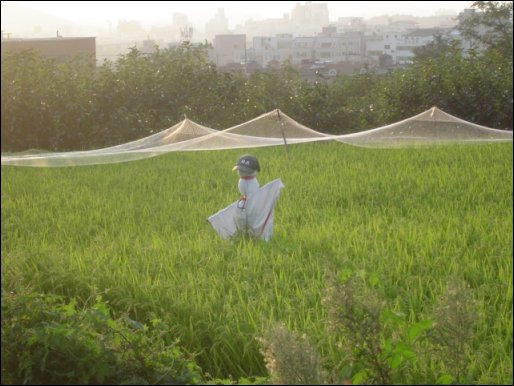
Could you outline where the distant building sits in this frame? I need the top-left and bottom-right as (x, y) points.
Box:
(117, 20), (146, 36)
(252, 36), (279, 67)
(251, 34), (293, 67)
(1, 36), (96, 65)
(211, 34), (246, 67)
(140, 39), (158, 55)
(291, 2), (329, 26)
(166, 12), (191, 41)
(292, 36), (316, 63)
(335, 17), (365, 32)
(366, 28), (448, 65)
(316, 30), (366, 63)
(243, 14), (291, 40)
(205, 9), (229, 38)
(398, 28), (447, 63)
(456, 8), (492, 53)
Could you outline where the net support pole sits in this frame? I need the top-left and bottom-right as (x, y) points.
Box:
(277, 109), (290, 159)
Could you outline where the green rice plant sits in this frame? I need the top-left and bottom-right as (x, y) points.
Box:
(1, 142), (512, 382)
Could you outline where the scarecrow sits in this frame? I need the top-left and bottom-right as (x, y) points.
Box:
(208, 154), (284, 241)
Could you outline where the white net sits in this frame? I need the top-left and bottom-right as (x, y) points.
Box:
(1, 107), (512, 167)
(336, 107), (513, 147)
(223, 109), (329, 138)
(91, 118), (220, 151)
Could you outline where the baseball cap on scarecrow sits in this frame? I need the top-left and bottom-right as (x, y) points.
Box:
(232, 154), (260, 176)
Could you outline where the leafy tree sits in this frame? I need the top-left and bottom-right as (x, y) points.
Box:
(1, 50), (57, 151)
(457, 1), (513, 59)
(369, 47), (513, 130)
(412, 32), (463, 61)
(325, 72), (383, 133)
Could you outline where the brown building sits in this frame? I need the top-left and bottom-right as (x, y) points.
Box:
(1, 37), (96, 65)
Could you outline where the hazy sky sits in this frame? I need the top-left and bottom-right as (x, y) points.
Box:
(4, 1), (473, 27)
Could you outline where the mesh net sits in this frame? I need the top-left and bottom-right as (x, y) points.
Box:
(96, 118), (220, 151)
(1, 107), (512, 167)
(224, 109), (329, 138)
(336, 107), (513, 147)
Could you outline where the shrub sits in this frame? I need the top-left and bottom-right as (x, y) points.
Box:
(258, 323), (328, 385)
(1, 289), (202, 385)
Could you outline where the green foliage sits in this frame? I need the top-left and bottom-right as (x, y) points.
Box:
(2, 39), (512, 152)
(1, 51), (63, 150)
(372, 51), (513, 128)
(324, 71), (383, 132)
(412, 33), (463, 61)
(324, 276), (390, 384)
(259, 271), (479, 385)
(457, 1), (513, 59)
(1, 290), (203, 385)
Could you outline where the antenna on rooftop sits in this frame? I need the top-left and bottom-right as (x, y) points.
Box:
(180, 26), (193, 43)
(1, 30), (12, 39)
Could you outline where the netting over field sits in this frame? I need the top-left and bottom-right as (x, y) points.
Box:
(1, 107), (512, 167)
(336, 107), (513, 147)
(94, 118), (220, 151)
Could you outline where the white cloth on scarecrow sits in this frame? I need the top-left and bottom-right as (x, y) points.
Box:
(208, 178), (284, 241)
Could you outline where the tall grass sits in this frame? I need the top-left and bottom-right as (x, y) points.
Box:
(2, 142), (512, 382)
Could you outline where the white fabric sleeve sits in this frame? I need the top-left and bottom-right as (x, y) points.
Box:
(208, 178), (285, 241)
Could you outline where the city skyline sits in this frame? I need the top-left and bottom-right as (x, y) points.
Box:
(3, 1), (473, 30)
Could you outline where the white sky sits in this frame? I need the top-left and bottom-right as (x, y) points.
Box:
(3, 1), (473, 27)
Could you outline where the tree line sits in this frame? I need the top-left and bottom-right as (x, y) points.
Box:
(2, 1), (512, 152)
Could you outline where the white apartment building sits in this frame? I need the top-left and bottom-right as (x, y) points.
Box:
(334, 17), (365, 32)
(209, 10), (471, 71)
(292, 36), (316, 63)
(366, 28), (445, 65)
(315, 30), (365, 63)
(219, 28), (455, 70)
(252, 31), (365, 66)
(251, 34), (293, 68)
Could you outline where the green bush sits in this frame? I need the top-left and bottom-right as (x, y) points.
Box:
(1, 290), (203, 385)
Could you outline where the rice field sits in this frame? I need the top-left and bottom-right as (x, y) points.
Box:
(1, 141), (513, 383)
